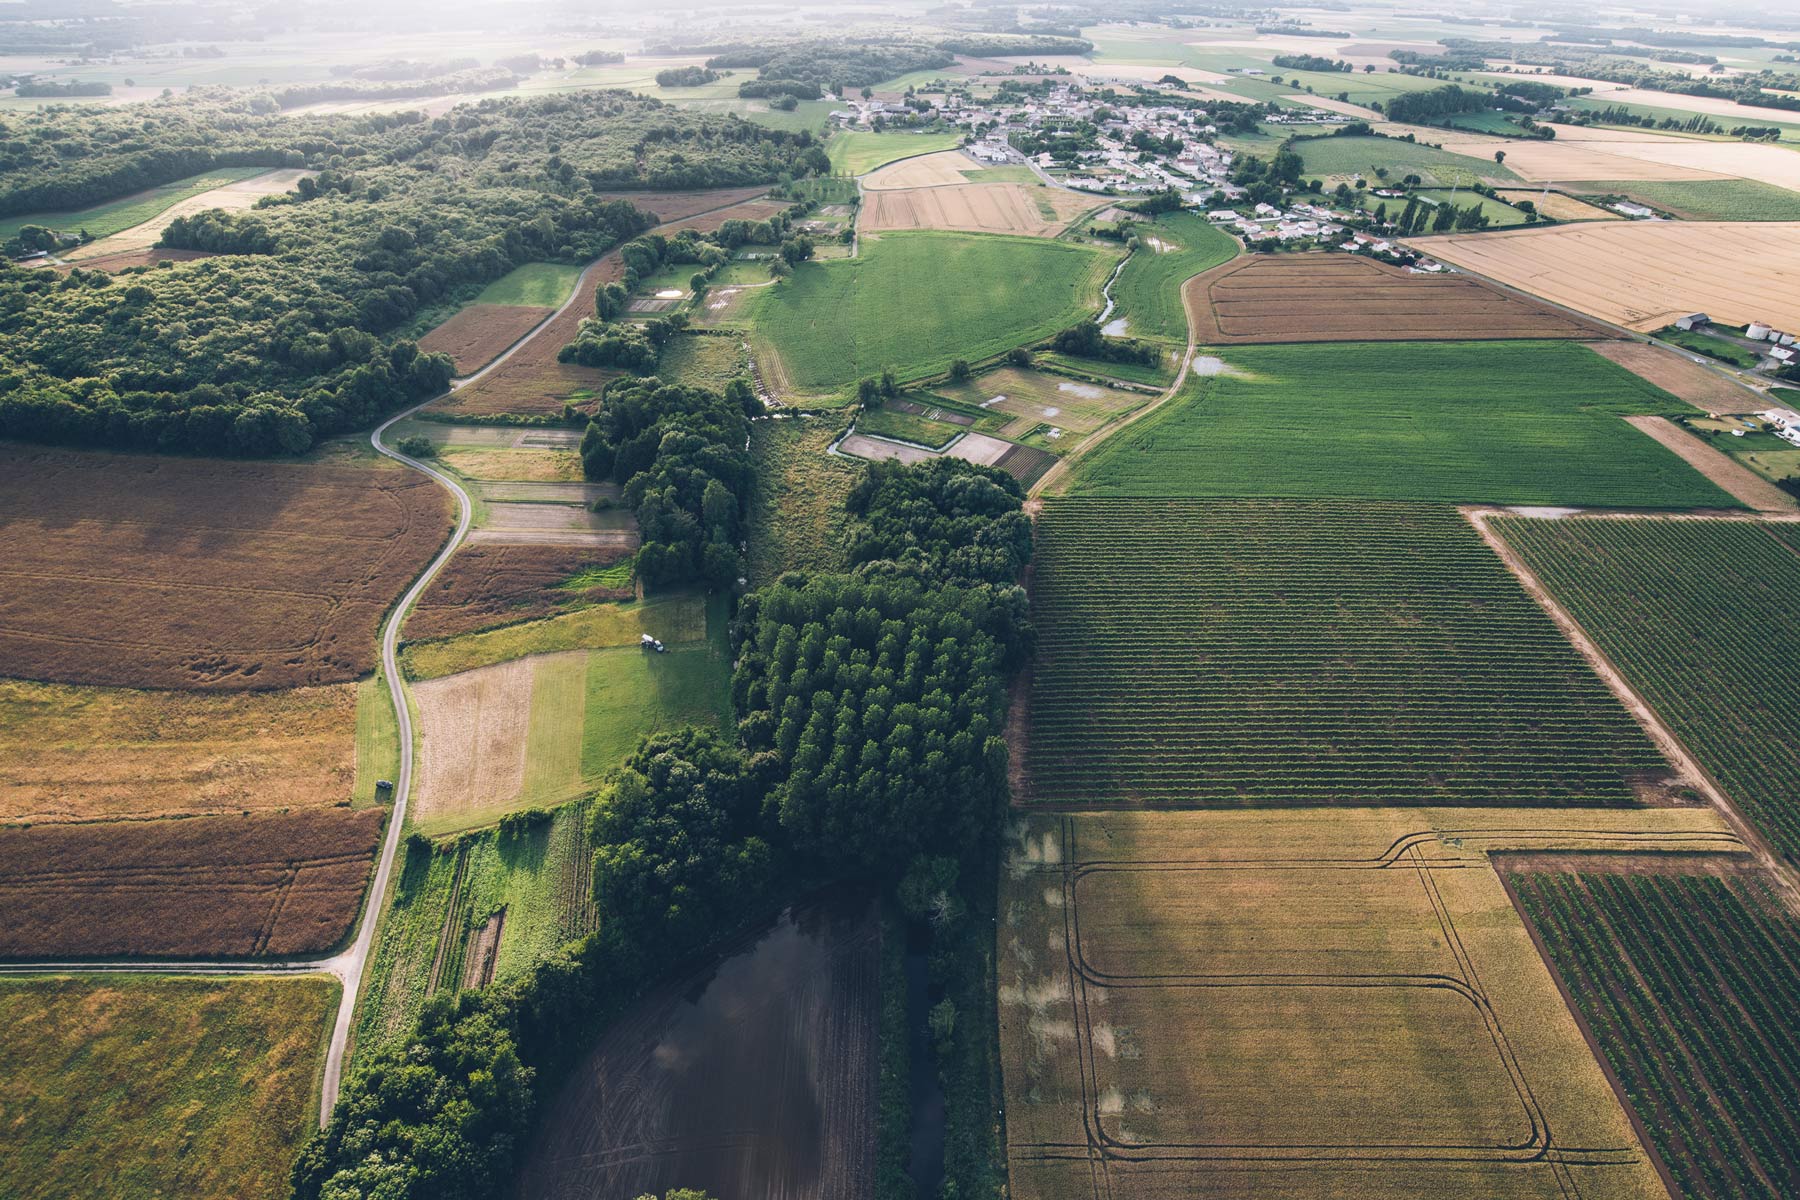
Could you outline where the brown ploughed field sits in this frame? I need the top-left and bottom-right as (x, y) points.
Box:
(405, 543), (632, 642)
(417, 304), (553, 375)
(1187, 254), (1611, 344)
(0, 808), (383, 958)
(0, 444), (451, 690)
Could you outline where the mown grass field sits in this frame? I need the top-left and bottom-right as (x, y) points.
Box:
(1494, 516), (1800, 861)
(1574, 178), (1800, 221)
(0, 166), (267, 242)
(1023, 498), (1667, 807)
(745, 418), (863, 588)
(472, 261), (583, 307)
(1295, 134), (1520, 187)
(401, 591), (708, 680)
(1065, 341), (1735, 509)
(0, 975), (336, 1199)
(1511, 869), (1800, 1200)
(748, 231), (1116, 396)
(1106, 211), (1236, 343)
(356, 802), (598, 1059)
(826, 130), (964, 176)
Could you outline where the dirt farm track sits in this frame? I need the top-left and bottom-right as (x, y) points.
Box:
(1410, 221), (1800, 334)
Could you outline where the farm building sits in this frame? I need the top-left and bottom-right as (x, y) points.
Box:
(1747, 322), (1773, 340)
(1675, 313), (1711, 331)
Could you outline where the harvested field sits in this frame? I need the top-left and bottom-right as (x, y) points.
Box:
(1564, 141), (1800, 192)
(480, 501), (636, 541)
(1495, 189), (1620, 221)
(1587, 341), (1765, 413)
(1438, 138), (1726, 182)
(1409, 221), (1800, 333)
(0, 975), (337, 1199)
(860, 182), (1096, 237)
(405, 543), (631, 642)
(1023, 499), (1674, 807)
(435, 189), (769, 418)
(1002, 808), (1731, 1200)
(0, 679), (357, 824)
(411, 657), (537, 823)
(437, 446), (583, 481)
(1622, 416), (1797, 511)
(417, 304), (552, 375)
(0, 444), (452, 691)
(63, 169), (314, 260)
(517, 893), (880, 1200)
(0, 808), (383, 958)
(862, 149), (975, 190)
(1187, 254), (1612, 343)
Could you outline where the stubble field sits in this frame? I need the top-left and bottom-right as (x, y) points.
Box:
(860, 182), (1097, 237)
(1001, 808), (1734, 1200)
(404, 542), (631, 642)
(417, 304), (553, 375)
(0, 444), (451, 690)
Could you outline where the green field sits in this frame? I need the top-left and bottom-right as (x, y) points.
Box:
(577, 606), (734, 776)
(1444, 110), (1531, 135)
(0, 975), (336, 1199)
(745, 417), (863, 588)
(1495, 516), (1800, 860)
(1512, 869), (1800, 1200)
(1106, 211), (1237, 344)
(1570, 94), (1800, 142)
(1662, 327), (1764, 369)
(356, 801), (599, 1059)
(1261, 65), (1454, 107)
(352, 670), (400, 807)
(748, 231), (1117, 396)
(826, 130), (964, 176)
(0, 166), (269, 242)
(1295, 135), (1519, 187)
(402, 591), (710, 680)
(1360, 186), (1530, 227)
(1573, 177), (1800, 221)
(1066, 341), (1735, 509)
(472, 261), (582, 307)
(658, 332), (748, 389)
(1024, 498), (1665, 806)
(854, 403), (960, 448)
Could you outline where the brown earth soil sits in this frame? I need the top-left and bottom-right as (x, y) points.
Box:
(0, 679), (357, 824)
(1587, 341), (1766, 414)
(0, 808), (384, 959)
(432, 190), (775, 419)
(48, 247), (217, 273)
(405, 543), (631, 642)
(0, 444), (452, 691)
(1186, 254), (1614, 344)
(417, 304), (553, 376)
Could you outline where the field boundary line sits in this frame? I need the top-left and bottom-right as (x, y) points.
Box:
(1466, 506), (1800, 917)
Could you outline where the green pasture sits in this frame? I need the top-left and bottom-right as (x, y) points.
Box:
(826, 130), (964, 176)
(746, 230), (1117, 396)
(1066, 340), (1738, 509)
(0, 167), (269, 242)
(1357, 187), (1530, 227)
(1106, 211), (1238, 343)
(745, 417), (863, 589)
(1296, 135), (1519, 187)
(1573, 178), (1800, 221)
(473, 261), (582, 307)
(352, 671), (400, 808)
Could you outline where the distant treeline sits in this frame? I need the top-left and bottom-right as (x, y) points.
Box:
(14, 79), (111, 96)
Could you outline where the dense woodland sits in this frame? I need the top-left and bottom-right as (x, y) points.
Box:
(0, 91), (824, 455)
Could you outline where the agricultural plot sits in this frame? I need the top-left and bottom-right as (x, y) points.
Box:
(1526, 137), (1800, 193)
(0, 679), (357, 823)
(826, 130), (964, 176)
(517, 894), (880, 1200)
(1065, 342), (1734, 509)
(1442, 138), (1725, 183)
(470, 261), (582, 307)
(49, 169), (310, 260)
(1493, 516), (1800, 862)
(403, 589), (708, 680)
(0, 975), (336, 1199)
(0, 444), (452, 691)
(1586, 342), (1765, 413)
(1409, 221), (1800, 334)
(860, 182), (1097, 238)
(745, 418), (863, 588)
(0, 166), (270, 243)
(417, 306), (552, 376)
(1509, 869), (1800, 1200)
(354, 801), (598, 1058)
(0, 808), (382, 958)
(1022, 499), (1671, 807)
(1103, 212), (1236, 344)
(1294, 135), (1519, 187)
(933, 367), (1150, 443)
(1571, 179), (1800, 222)
(1185, 254), (1609, 344)
(657, 331), (749, 389)
(405, 542), (631, 642)
(1495, 189), (1619, 221)
(1002, 808), (1733, 1200)
(747, 231), (1116, 397)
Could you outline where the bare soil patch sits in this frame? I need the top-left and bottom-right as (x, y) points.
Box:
(1624, 415), (1797, 512)
(1411, 221), (1800, 333)
(0, 808), (383, 958)
(1587, 341), (1765, 413)
(418, 304), (553, 375)
(405, 543), (630, 642)
(64, 169), (315, 260)
(411, 656), (536, 822)
(0, 444), (452, 691)
(0, 679), (357, 824)
(1187, 253), (1610, 343)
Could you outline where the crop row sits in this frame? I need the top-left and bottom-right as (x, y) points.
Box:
(1513, 870), (1800, 1200)
(1024, 499), (1663, 806)
(1495, 517), (1800, 862)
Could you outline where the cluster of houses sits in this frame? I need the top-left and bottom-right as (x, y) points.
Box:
(1755, 407), (1800, 447)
